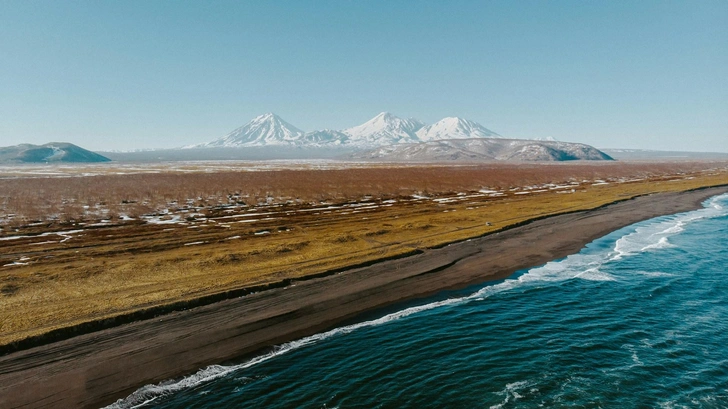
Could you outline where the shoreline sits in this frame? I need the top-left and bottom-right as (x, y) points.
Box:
(1, 186), (726, 408)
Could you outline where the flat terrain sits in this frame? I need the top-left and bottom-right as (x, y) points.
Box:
(1, 161), (727, 351)
(1, 185), (726, 409)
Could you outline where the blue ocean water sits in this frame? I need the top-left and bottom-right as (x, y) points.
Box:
(110, 194), (728, 409)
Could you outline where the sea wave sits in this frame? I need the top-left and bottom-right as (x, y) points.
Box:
(613, 193), (728, 260)
(106, 194), (728, 408)
(489, 379), (538, 409)
(106, 297), (469, 408)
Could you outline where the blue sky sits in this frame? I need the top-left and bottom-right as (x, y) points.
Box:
(0, 0), (726, 152)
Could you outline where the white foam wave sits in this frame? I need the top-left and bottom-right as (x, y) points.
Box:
(624, 344), (644, 367)
(641, 236), (674, 251)
(637, 271), (676, 278)
(105, 365), (246, 408)
(107, 194), (728, 408)
(481, 252), (618, 291)
(110, 269), (557, 408)
(112, 250), (626, 407)
(489, 379), (537, 409)
(575, 267), (617, 281)
(106, 297), (469, 408)
(613, 193), (728, 260)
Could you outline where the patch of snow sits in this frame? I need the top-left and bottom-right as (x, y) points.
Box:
(416, 117), (500, 141)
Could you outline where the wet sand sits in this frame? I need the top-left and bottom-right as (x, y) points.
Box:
(1, 186), (726, 409)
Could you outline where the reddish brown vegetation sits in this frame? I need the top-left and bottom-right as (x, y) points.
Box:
(1, 161), (725, 228)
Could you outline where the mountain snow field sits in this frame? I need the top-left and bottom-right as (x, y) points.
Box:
(189, 112), (505, 149)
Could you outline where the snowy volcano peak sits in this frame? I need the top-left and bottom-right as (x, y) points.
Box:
(189, 111), (504, 149)
(416, 117), (501, 142)
(343, 112), (425, 145)
(369, 111), (425, 131)
(197, 112), (305, 148)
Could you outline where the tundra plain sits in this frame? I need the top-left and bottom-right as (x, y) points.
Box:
(1, 161), (727, 350)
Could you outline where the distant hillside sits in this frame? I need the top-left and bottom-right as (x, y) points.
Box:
(351, 138), (614, 162)
(0, 143), (111, 163)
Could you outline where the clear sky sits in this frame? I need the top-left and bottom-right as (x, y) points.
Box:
(0, 0), (726, 152)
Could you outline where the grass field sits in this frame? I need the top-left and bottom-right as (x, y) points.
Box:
(1, 161), (727, 348)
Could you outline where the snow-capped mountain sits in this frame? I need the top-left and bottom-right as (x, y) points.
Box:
(342, 112), (425, 145)
(189, 112), (505, 149)
(415, 117), (500, 141)
(194, 113), (305, 148)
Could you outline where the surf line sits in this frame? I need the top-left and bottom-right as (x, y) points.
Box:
(106, 193), (728, 409)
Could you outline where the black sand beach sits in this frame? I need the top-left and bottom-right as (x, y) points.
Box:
(1, 186), (726, 409)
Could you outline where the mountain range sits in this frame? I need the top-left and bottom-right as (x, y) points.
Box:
(188, 112), (502, 149)
(2, 114), (613, 163)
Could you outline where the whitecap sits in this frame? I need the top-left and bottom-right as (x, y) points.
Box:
(574, 267), (617, 281)
(641, 236), (674, 252)
(636, 271), (676, 278)
(489, 379), (536, 409)
(612, 193), (728, 260)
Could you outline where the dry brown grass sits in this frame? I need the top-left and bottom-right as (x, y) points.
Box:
(0, 162), (727, 347)
(1, 161), (724, 226)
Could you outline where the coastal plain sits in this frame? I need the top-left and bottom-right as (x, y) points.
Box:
(1, 161), (728, 408)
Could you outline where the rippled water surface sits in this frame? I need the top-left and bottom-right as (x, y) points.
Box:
(111, 194), (728, 409)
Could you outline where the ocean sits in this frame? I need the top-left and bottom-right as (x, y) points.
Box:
(110, 193), (728, 409)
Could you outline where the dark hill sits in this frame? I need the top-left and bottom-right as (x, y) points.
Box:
(0, 143), (111, 163)
(350, 138), (614, 162)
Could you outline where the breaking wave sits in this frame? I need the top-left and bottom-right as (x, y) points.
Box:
(106, 194), (728, 408)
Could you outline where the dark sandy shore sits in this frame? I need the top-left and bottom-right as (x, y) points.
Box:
(1, 186), (726, 409)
